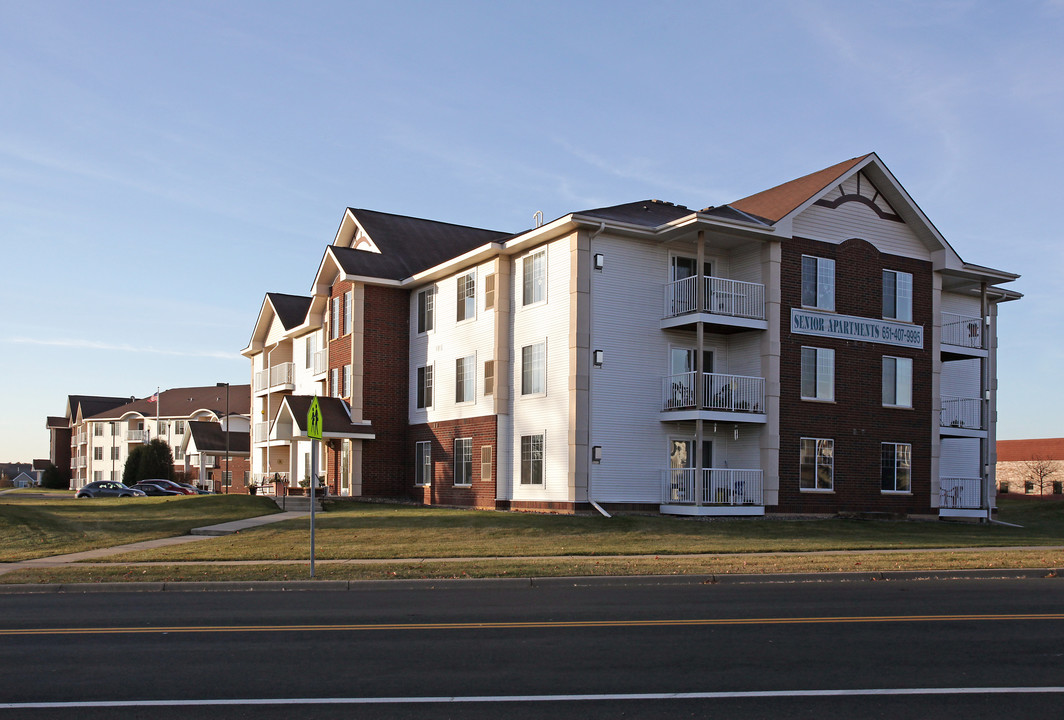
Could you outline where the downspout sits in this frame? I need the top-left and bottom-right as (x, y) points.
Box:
(586, 222), (610, 518)
(981, 282), (991, 523)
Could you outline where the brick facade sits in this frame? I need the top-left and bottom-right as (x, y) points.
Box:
(776, 237), (934, 514)
(409, 415), (497, 508)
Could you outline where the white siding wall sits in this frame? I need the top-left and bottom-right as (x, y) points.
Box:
(941, 438), (981, 478)
(941, 292), (981, 317)
(793, 203), (930, 261)
(409, 260), (497, 425)
(510, 240), (571, 503)
(941, 358), (982, 399)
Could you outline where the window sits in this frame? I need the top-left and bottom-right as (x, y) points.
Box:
(881, 443), (911, 492)
(457, 272), (475, 322)
(800, 438), (834, 491)
(454, 438), (472, 485)
(521, 434), (544, 485)
(521, 342), (546, 396)
(305, 333), (316, 369)
(93, 447), (103, 460)
(416, 365), (433, 409)
(417, 287), (435, 333)
(110, 422), (117, 436)
(484, 274), (496, 310)
(882, 356), (913, 407)
(415, 441), (431, 486)
(175, 420), (185, 435)
(801, 255), (835, 311)
(484, 360), (494, 396)
(800, 347), (834, 401)
(110, 471), (118, 482)
(93, 471), (102, 482)
(330, 296), (340, 339)
(523, 249), (546, 306)
(174, 447), (184, 461)
(343, 291), (352, 335)
(481, 445), (493, 481)
(111, 447), (120, 460)
(455, 356), (474, 403)
(883, 270), (913, 322)
(330, 368), (340, 398)
(343, 365), (352, 398)
(94, 424), (104, 436)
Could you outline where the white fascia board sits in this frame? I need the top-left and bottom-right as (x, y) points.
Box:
(340, 274), (403, 287)
(242, 295), (278, 357)
(331, 208), (360, 247)
(309, 248), (341, 296)
(403, 242), (508, 286)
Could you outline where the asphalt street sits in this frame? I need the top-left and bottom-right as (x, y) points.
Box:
(0, 577), (1062, 719)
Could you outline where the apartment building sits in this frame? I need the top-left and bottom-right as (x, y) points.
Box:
(60, 386), (250, 490)
(246, 153), (1019, 517)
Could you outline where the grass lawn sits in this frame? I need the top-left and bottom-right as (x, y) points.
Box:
(0, 494), (279, 562)
(99, 496), (1064, 564)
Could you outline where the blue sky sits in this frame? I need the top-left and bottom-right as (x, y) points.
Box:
(2, 0), (1062, 462)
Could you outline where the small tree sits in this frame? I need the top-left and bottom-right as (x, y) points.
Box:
(122, 439), (175, 485)
(40, 463), (70, 489)
(1022, 455), (1060, 496)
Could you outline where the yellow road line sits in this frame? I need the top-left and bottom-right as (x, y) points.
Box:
(2, 613), (1063, 636)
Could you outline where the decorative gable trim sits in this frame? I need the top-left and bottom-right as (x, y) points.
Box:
(814, 171), (902, 223)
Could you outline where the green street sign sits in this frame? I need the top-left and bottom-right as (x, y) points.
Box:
(307, 396), (323, 440)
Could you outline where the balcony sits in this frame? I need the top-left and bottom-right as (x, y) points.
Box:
(939, 477), (983, 518)
(126, 430), (146, 443)
(313, 349), (328, 376)
(254, 362), (296, 394)
(942, 313), (986, 358)
(661, 469), (764, 516)
(662, 276), (767, 332)
(662, 372), (766, 422)
(76, 432), (87, 445)
(941, 396), (985, 436)
(253, 422), (270, 443)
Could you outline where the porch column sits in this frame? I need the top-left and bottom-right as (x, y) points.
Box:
(695, 230), (705, 506)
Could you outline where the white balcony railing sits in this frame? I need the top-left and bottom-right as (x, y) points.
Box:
(270, 362), (296, 389)
(253, 422), (269, 443)
(126, 430), (146, 442)
(942, 313), (983, 349)
(663, 469), (763, 505)
(313, 349), (328, 375)
(254, 369), (269, 392)
(940, 477), (981, 509)
(664, 275), (766, 321)
(257, 472), (289, 486)
(941, 396), (983, 430)
(76, 456), (86, 468)
(76, 432), (87, 445)
(662, 372), (765, 414)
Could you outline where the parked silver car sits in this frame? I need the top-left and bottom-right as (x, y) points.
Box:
(75, 481), (147, 498)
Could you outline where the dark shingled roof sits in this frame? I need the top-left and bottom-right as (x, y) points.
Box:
(87, 385), (252, 420)
(47, 416), (69, 428)
(337, 209), (513, 280)
(577, 200), (694, 227)
(267, 293), (312, 331)
(187, 421), (250, 455)
(282, 395), (375, 437)
(69, 395), (131, 421)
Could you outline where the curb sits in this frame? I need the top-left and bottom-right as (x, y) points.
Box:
(0, 568), (1058, 594)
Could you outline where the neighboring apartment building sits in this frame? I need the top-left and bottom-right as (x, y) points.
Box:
(996, 438), (1064, 496)
(58, 386), (250, 490)
(245, 153), (1020, 517)
(54, 395), (133, 488)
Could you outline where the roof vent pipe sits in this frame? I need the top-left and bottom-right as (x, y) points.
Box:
(533, 211), (543, 228)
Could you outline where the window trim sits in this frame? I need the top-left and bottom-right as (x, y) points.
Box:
(454, 437), (473, 486)
(801, 255), (836, 312)
(522, 248), (547, 307)
(415, 441), (431, 487)
(416, 364), (434, 410)
(520, 433), (544, 486)
(416, 286), (436, 334)
(882, 356), (913, 408)
(521, 341), (547, 397)
(455, 355), (475, 404)
(343, 291), (352, 335)
(882, 269), (913, 323)
(456, 271), (476, 323)
(800, 346), (835, 402)
(800, 437), (834, 492)
(881, 442), (912, 494)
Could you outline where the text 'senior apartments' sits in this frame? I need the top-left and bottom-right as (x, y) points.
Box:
(243, 154), (1020, 518)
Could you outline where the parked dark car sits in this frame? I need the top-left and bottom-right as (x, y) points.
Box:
(177, 482), (212, 495)
(131, 481), (183, 496)
(137, 479), (196, 495)
(75, 481), (147, 498)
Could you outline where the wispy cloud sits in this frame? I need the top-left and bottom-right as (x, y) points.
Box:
(6, 337), (237, 360)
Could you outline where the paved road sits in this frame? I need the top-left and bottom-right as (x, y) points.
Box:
(1, 577), (1062, 718)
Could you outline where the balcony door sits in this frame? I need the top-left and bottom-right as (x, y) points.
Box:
(670, 255), (712, 282)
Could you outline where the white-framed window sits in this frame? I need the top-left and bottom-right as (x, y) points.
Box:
(94, 424), (104, 436)
(417, 286), (435, 333)
(520, 434), (544, 485)
(415, 441), (431, 486)
(175, 420), (185, 435)
(800, 437), (834, 491)
(110, 471), (119, 482)
(521, 342), (546, 396)
(800, 347), (835, 401)
(483, 360), (495, 396)
(455, 356), (475, 403)
(330, 368), (340, 398)
(343, 365), (352, 398)
(881, 442), (912, 493)
(305, 333), (316, 369)
(522, 248), (546, 306)
(330, 296), (340, 339)
(93, 471), (102, 482)
(111, 447), (120, 460)
(457, 272), (476, 322)
(801, 255), (835, 311)
(454, 438), (472, 485)
(343, 291), (352, 335)
(416, 365), (433, 409)
(93, 447), (103, 460)
(882, 356), (913, 408)
(174, 447), (184, 461)
(110, 422), (117, 436)
(882, 270), (913, 322)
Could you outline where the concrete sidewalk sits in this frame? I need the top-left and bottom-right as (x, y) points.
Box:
(0, 510), (308, 576)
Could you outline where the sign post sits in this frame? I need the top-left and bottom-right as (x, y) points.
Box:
(307, 396), (323, 578)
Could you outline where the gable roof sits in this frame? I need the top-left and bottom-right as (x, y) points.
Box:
(577, 199), (695, 227)
(268, 293), (313, 331)
(334, 208), (513, 281)
(729, 155), (871, 224)
(67, 395), (131, 423)
(186, 421), (250, 455)
(276, 395), (375, 440)
(997, 438), (1064, 462)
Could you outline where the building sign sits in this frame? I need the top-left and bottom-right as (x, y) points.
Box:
(791, 309), (923, 349)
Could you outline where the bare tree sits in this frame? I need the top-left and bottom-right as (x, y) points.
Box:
(1021, 455), (1061, 496)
